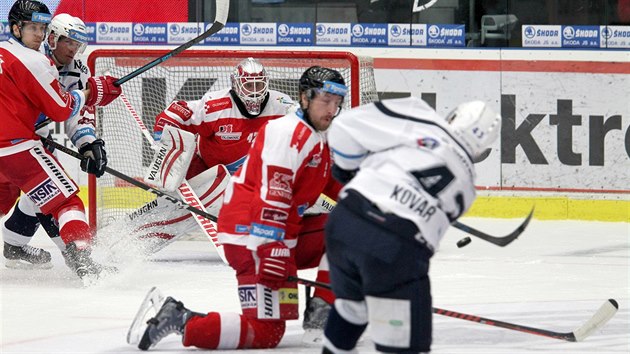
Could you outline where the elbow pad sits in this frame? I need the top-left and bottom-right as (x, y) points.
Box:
(332, 164), (358, 185)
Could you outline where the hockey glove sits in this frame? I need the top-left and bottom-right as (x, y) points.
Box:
(255, 241), (296, 290)
(85, 76), (122, 107)
(153, 101), (193, 141)
(79, 139), (108, 177)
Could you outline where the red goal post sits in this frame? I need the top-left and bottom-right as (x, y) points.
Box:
(86, 49), (378, 229)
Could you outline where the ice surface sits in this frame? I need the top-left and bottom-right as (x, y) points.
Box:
(1, 217), (628, 353)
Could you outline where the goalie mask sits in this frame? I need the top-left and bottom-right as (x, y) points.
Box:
(47, 13), (88, 55)
(446, 101), (501, 160)
(231, 58), (269, 115)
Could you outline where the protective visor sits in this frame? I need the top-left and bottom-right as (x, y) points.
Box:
(320, 80), (348, 98)
(31, 12), (52, 24)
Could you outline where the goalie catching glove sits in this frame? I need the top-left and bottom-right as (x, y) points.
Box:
(255, 241), (296, 290)
(143, 125), (196, 192)
(85, 76), (122, 107)
(79, 139), (107, 177)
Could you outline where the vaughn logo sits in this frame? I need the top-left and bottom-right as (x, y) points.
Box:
(146, 145), (168, 182)
(28, 179), (60, 206)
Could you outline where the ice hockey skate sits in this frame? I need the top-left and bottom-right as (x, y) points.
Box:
(62, 242), (117, 284)
(302, 296), (331, 345)
(3, 242), (53, 270)
(138, 296), (201, 350)
(127, 287), (165, 345)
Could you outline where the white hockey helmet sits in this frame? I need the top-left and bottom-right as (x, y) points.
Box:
(230, 57), (269, 115)
(446, 101), (501, 159)
(47, 13), (88, 55)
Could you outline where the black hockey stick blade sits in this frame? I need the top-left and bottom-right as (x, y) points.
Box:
(289, 277), (618, 342)
(114, 0), (229, 86)
(452, 207), (534, 247)
(43, 137), (218, 223)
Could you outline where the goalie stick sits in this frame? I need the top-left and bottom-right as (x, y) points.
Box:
(119, 92), (226, 263)
(288, 276), (619, 342)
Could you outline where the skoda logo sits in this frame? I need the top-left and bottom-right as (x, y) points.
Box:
(563, 26), (575, 39)
(352, 24), (364, 37)
(601, 26), (613, 39)
(169, 24), (180, 35)
(524, 26), (536, 39)
(278, 24), (289, 37)
(98, 23), (109, 34)
(390, 25), (401, 37)
(316, 24), (326, 36)
(241, 24), (252, 36)
(428, 25), (439, 38)
(133, 23), (145, 36)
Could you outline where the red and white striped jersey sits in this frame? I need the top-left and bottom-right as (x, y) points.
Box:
(217, 109), (331, 251)
(154, 88), (294, 173)
(0, 38), (84, 151)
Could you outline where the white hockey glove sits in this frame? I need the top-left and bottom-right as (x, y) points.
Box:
(143, 125), (195, 192)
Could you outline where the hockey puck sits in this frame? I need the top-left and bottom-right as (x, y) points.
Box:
(456, 237), (472, 248)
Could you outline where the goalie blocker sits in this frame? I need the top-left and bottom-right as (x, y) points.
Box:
(144, 125), (196, 192)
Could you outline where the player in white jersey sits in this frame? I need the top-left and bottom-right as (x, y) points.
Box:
(321, 97), (501, 354)
(0, 1), (120, 279)
(2, 13), (104, 271)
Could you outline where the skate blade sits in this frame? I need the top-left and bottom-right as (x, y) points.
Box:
(127, 287), (165, 345)
(4, 259), (54, 270)
(302, 328), (324, 346)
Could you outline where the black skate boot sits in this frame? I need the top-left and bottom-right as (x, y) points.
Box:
(4, 242), (52, 269)
(62, 242), (117, 280)
(138, 297), (202, 350)
(302, 296), (331, 345)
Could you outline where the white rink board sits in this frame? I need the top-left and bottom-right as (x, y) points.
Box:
(56, 47), (628, 194)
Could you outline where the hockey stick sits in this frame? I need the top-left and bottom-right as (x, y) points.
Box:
(319, 194), (532, 247)
(42, 137), (218, 224)
(288, 276), (618, 342)
(453, 207), (534, 247)
(119, 92), (226, 263)
(114, 0), (229, 86)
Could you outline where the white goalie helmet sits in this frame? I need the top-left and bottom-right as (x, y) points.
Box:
(446, 100), (501, 159)
(230, 57), (269, 115)
(47, 13), (88, 55)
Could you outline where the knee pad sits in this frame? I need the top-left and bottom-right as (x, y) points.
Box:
(334, 298), (368, 325)
(366, 296), (412, 350)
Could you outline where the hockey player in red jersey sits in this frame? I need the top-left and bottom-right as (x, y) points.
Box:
(134, 66), (348, 351)
(0, 0), (121, 279)
(153, 57), (295, 176)
(2, 13), (104, 272)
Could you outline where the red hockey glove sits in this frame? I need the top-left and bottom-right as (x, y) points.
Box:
(153, 101), (192, 140)
(255, 241), (296, 290)
(86, 76), (122, 107)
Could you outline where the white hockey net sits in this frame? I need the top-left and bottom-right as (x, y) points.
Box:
(87, 49), (378, 228)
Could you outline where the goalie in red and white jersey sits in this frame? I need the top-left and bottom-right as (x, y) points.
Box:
(0, 0), (121, 280)
(108, 58), (297, 255)
(134, 66), (347, 351)
(153, 57), (295, 176)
